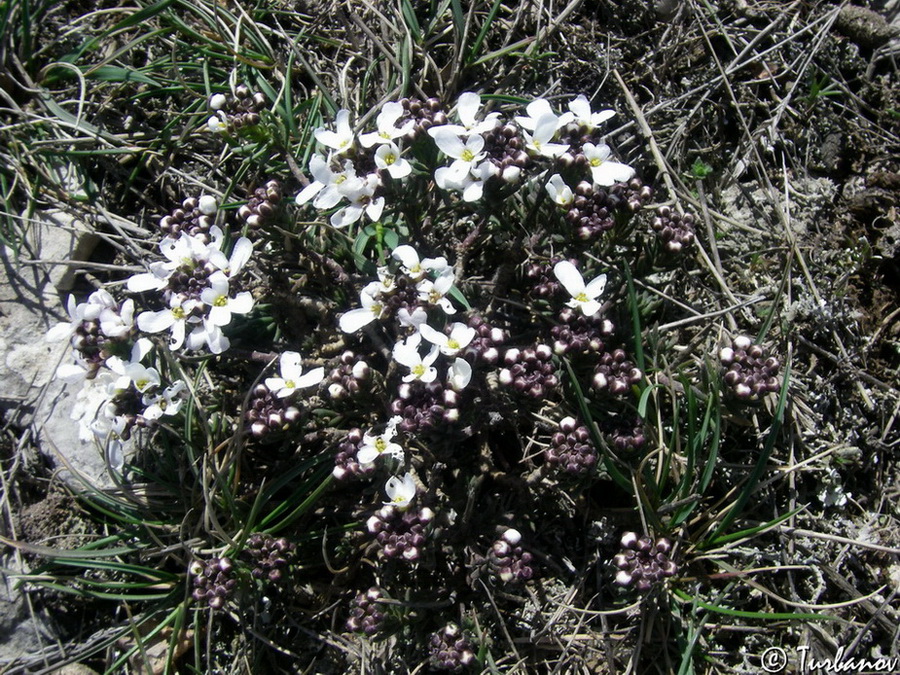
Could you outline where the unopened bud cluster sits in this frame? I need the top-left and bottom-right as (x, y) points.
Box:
(158, 194), (218, 242)
(346, 587), (386, 635)
(366, 504), (435, 562)
(566, 179), (652, 240)
(499, 345), (559, 399)
(326, 351), (370, 401)
(244, 533), (294, 584)
(208, 84), (266, 133)
(428, 623), (477, 672)
(546, 417), (597, 474)
(719, 335), (781, 398)
(551, 306), (615, 355)
(524, 261), (563, 299)
(605, 416), (647, 453)
(488, 528), (534, 584)
(333, 428), (377, 480)
(238, 180), (283, 229)
(612, 532), (677, 591)
(592, 348), (642, 394)
(399, 97), (448, 138)
(463, 315), (505, 365)
(190, 556), (236, 610)
(651, 206), (696, 253)
(480, 123), (529, 183)
(391, 381), (460, 432)
(246, 383), (302, 437)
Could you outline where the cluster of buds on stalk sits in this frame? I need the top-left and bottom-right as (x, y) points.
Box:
(398, 97), (448, 138)
(157, 194), (218, 242)
(651, 205), (696, 253)
(391, 381), (461, 432)
(244, 533), (294, 584)
(366, 504), (435, 562)
(326, 351), (371, 401)
(463, 315), (505, 365)
(245, 383), (302, 438)
(207, 85), (266, 134)
(238, 179), (283, 229)
(488, 528), (534, 584)
(428, 623), (477, 672)
(551, 306), (615, 355)
(190, 556), (236, 610)
(333, 428), (377, 480)
(499, 345), (559, 399)
(546, 417), (597, 475)
(719, 335), (781, 398)
(564, 179), (652, 240)
(592, 348), (642, 394)
(346, 587), (387, 635)
(612, 532), (677, 591)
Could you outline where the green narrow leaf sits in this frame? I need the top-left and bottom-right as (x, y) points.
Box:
(83, 65), (161, 86)
(466, 0), (504, 64)
(672, 588), (837, 622)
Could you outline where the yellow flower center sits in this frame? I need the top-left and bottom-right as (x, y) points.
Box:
(590, 157), (602, 167)
(136, 379), (149, 390)
(412, 364), (426, 377)
(213, 296), (228, 307)
(576, 292), (589, 303)
(375, 438), (387, 453)
(285, 379), (295, 390)
(384, 152), (396, 165)
(172, 307), (185, 320)
(461, 149), (474, 162)
(448, 338), (460, 350)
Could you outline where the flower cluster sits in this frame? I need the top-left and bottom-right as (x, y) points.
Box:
(612, 532), (678, 591)
(546, 417), (597, 475)
(488, 528), (534, 584)
(294, 92), (634, 221)
(244, 533), (295, 584)
(245, 351), (323, 437)
(592, 348), (643, 395)
(127, 197), (254, 354)
(428, 623), (477, 672)
(346, 587), (387, 636)
(207, 84), (266, 134)
(332, 428), (377, 481)
(651, 205), (696, 253)
(325, 350), (371, 401)
(190, 556), (236, 610)
(499, 344), (559, 399)
(156, 194), (218, 242)
(46, 289), (135, 383)
(719, 335), (781, 399)
(551, 178), (652, 241)
(238, 179), (283, 230)
(365, 503), (434, 562)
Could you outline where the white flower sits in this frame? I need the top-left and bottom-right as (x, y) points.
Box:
(546, 174), (574, 206)
(522, 114), (569, 158)
(314, 109), (355, 154)
(384, 472), (417, 508)
(397, 306), (429, 328)
(419, 322), (475, 356)
(432, 92), (500, 136)
(264, 351), (325, 398)
(208, 236), (253, 277)
(107, 338), (159, 394)
(200, 271), (255, 327)
(392, 245), (449, 280)
(417, 270), (457, 315)
(582, 143), (635, 186)
(136, 295), (200, 351)
(185, 320), (230, 354)
(515, 98), (574, 131)
(142, 380), (187, 421)
(392, 333), (440, 383)
(374, 142), (412, 179)
(553, 260), (607, 316)
(359, 101), (414, 147)
(330, 173), (384, 228)
(447, 357), (473, 391)
(357, 416), (404, 465)
(206, 112), (228, 134)
(567, 95), (615, 129)
(429, 127), (486, 183)
(339, 286), (388, 333)
(46, 290), (116, 342)
(295, 156), (363, 211)
(127, 231), (217, 293)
